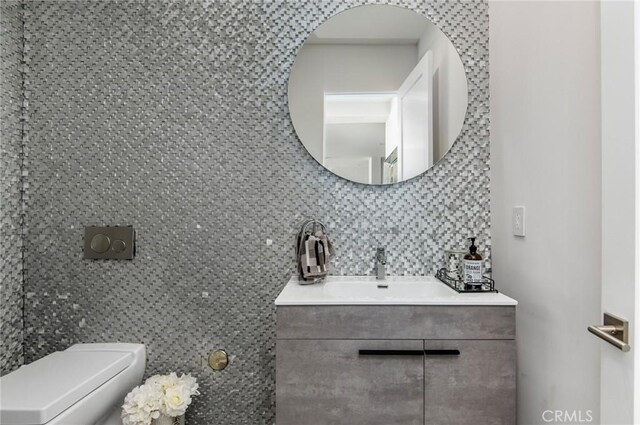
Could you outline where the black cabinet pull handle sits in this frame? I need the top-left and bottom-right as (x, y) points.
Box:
(359, 349), (425, 356)
(358, 349), (461, 356)
(424, 349), (460, 356)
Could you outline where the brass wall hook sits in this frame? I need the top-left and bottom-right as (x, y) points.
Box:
(208, 349), (229, 371)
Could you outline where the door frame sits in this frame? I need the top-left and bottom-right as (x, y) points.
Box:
(398, 50), (433, 180)
(636, 1), (640, 421)
(600, 1), (638, 423)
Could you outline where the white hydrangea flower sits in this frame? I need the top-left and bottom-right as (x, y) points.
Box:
(162, 385), (192, 417)
(121, 384), (162, 425)
(146, 372), (180, 391)
(122, 373), (199, 424)
(177, 373), (200, 396)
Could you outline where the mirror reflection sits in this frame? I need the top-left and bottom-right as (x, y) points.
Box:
(288, 5), (468, 185)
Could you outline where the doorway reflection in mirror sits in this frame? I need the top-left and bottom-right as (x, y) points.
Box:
(288, 5), (468, 185)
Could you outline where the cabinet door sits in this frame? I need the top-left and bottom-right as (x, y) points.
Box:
(423, 340), (516, 425)
(276, 339), (424, 425)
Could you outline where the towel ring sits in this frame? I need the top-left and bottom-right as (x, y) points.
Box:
(299, 219), (326, 235)
(296, 219), (331, 283)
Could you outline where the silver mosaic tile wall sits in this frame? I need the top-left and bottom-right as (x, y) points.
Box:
(21, 0), (489, 423)
(0, 0), (24, 376)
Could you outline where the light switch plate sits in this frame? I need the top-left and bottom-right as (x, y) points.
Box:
(513, 206), (525, 237)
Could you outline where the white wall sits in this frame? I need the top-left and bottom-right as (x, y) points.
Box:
(324, 123), (385, 159)
(324, 122), (385, 184)
(324, 157), (372, 185)
(288, 44), (417, 162)
(490, 2), (602, 424)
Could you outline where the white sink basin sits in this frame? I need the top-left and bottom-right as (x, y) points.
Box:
(275, 275), (517, 306)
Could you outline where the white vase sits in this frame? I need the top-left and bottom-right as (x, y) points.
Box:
(151, 414), (185, 425)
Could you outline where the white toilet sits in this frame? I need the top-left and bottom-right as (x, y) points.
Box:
(0, 343), (145, 425)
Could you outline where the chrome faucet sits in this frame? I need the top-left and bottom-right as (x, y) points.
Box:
(375, 247), (387, 280)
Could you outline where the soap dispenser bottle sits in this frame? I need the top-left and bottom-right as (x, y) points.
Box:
(463, 237), (483, 288)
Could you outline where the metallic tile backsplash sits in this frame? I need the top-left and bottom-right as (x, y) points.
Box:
(17, 0), (488, 422)
(0, 0), (24, 376)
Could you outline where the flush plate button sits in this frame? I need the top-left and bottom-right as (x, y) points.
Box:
(90, 234), (111, 253)
(111, 239), (126, 253)
(84, 226), (135, 260)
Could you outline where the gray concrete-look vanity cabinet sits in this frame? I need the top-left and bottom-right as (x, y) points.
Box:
(275, 276), (517, 425)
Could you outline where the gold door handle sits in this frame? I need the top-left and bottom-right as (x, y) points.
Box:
(588, 313), (630, 352)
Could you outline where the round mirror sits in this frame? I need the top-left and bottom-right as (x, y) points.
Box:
(288, 5), (468, 185)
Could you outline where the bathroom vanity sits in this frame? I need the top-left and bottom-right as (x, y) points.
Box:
(274, 276), (517, 425)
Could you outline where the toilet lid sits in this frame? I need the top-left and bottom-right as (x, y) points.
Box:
(0, 350), (132, 424)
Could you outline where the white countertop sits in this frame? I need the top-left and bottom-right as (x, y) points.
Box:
(275, 275), (517, 306)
